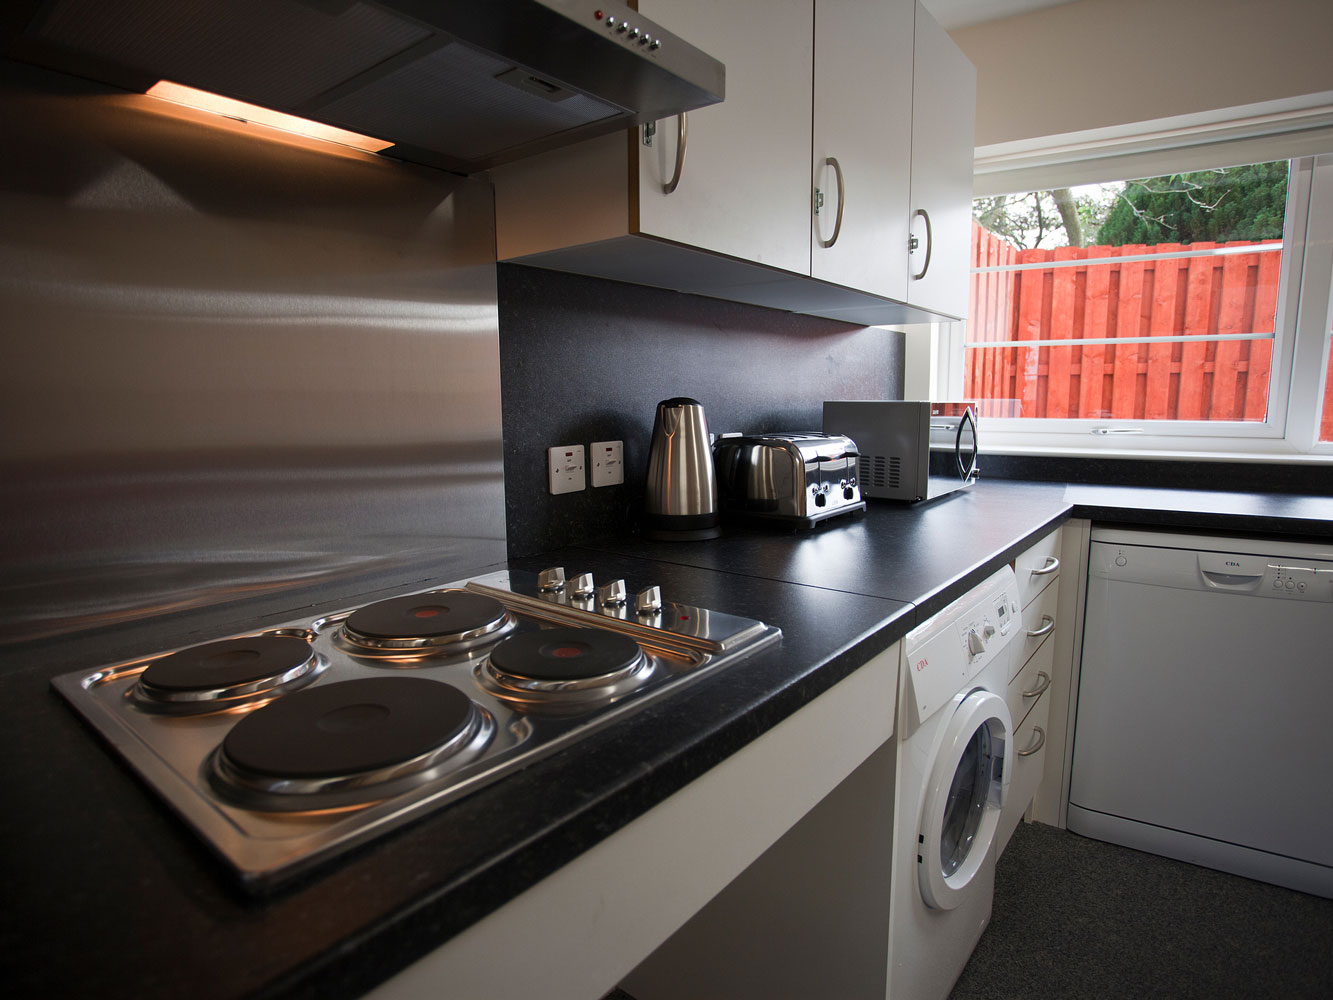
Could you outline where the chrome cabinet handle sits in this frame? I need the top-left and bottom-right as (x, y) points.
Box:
(663, 113), (688, 195)
(1025, 614), (1055, 639)
(1016, 726), (1046, 757)
(1031, 556), (1060, 577)
(1022, 671), (1051, 699)
(815, 156), (845, 249)
(909, 207), (933, 280)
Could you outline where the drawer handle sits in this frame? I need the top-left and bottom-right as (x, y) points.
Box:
(1030, 556), (1060, 577)
(1016, 726), (1046, 757)
(1025, 614), (1055, 639)
(1022, 671), (1051, 699)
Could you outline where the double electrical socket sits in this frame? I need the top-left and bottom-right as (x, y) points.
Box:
(548, 440), (624, 495)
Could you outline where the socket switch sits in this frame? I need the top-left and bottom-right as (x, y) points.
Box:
(548, 444), (586, 495)
(590, 440), (624, 487)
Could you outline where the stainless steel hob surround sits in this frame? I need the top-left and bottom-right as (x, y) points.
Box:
(53, 568), (780, 890)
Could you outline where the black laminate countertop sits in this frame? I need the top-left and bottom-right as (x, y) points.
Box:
(3, 481), (1330, 1000)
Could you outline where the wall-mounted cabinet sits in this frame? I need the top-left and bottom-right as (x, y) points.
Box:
(491, 0), (976, 326)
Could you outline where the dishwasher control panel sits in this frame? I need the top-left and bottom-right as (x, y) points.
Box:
(1092, 538), (1333, 604)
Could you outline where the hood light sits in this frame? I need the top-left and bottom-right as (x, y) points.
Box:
(144, 81), (394, 154)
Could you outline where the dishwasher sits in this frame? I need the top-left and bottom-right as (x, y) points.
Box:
(1068, 527), (1333, 898)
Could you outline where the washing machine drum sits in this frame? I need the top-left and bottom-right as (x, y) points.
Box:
(919, 689), (1012, 910)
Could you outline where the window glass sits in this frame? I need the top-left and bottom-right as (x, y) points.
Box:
(967, 162), (1289, 425)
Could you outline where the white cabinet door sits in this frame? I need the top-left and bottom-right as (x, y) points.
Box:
(637, 0), (814, 273)
(809, 0), (913, 300)
(906, 1), (975, 319)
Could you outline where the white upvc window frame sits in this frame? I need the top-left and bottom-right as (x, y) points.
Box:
(938, 155), (1333, 462)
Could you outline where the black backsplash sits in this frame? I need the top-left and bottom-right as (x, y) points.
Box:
(497, 265), (906, 557)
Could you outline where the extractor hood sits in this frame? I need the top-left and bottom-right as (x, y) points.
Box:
(0, 0), (725, 173)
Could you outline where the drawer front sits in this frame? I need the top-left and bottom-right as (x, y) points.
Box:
(1011, 583), (1058, 682)
(1015, 527), (1062, 608)
(998, 681), (1052, 856)
(1007, 630), (1054, 724)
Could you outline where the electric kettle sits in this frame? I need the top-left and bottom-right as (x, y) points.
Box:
(643, 397), (721, 541)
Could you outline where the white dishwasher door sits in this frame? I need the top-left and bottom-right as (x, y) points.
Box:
(1068, 528), (1333, 898)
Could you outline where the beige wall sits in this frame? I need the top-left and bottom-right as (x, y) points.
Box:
(950, 0), (1333, 146)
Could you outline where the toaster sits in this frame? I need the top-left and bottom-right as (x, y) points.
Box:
(712, 432), (866, 528)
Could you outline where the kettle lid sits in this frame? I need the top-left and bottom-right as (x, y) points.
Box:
(658, 396), (703, 408)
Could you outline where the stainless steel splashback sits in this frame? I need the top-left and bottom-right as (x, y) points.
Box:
(0, 61), (506, 645)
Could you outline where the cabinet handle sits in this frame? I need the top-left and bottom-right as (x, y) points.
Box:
(1030, 556), (1060, 577)
(816, 156), (845, 249)
(1025, 614), (1055, 639)
(910, 207), (933, 280)
(1022, 671), (1051, 699)
(663, 113), (688, 195)
(1016, 726), (1046, 757)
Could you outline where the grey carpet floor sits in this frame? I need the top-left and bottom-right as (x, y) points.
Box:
(950, 821), (1333, 1000)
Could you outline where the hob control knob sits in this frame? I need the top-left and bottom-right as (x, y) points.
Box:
(598, 579), (628, 606)
(967, 630), (986, 656)
(635, 586), (663, 615)
(570, 572), (595, 599)
(537, 567), (566, 592)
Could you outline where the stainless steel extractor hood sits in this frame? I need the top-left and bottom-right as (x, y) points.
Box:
(0, 0), (725, 173)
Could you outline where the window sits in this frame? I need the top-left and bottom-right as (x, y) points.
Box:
(933, 131), (1333, 459)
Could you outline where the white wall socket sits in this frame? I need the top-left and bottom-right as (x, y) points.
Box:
(590, 440), (624, 487)
(547, 444), (586, 495)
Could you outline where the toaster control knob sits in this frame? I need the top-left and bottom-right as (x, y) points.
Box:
(598, 579), (628, 606)
(635, 586), (663, 615)
(570, 572), (595, 599)
(537, 567), (566, 592)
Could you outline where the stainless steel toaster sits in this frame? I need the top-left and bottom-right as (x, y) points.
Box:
(712, 432), (866, 528)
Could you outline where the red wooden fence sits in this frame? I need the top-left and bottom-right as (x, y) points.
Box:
(963, 222), (1333, 435)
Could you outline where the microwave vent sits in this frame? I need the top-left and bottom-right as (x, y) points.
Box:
(861, 455), (900, 490)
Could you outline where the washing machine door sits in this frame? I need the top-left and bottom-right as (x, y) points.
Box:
(919, 689), (1013, 910)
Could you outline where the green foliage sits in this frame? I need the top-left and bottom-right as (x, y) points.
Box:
(1094, 161), (1288, 246)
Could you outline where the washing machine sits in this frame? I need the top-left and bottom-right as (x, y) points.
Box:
(888, 565), (1020, 1000)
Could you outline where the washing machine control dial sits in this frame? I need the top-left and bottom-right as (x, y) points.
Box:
(967, 629), (986, 657)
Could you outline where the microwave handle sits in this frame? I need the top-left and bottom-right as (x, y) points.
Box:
(955, 408), (979, 481)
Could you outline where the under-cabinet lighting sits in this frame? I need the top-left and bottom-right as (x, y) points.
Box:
(144, 81), (394, 154)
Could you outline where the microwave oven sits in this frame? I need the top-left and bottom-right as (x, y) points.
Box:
(821, 400), (978, 503)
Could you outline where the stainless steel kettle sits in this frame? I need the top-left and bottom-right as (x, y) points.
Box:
(643, 397), (721, 541)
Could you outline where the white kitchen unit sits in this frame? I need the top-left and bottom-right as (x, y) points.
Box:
(634, 0), (814, 273)
(905, 0), (976, 318)
(808, 0), (915, 300)
(1069, 528), (1333, 898)
(491, 0), (976, 325)
(997, 525), (1061, 854)
(364, 641), (900, 1000)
